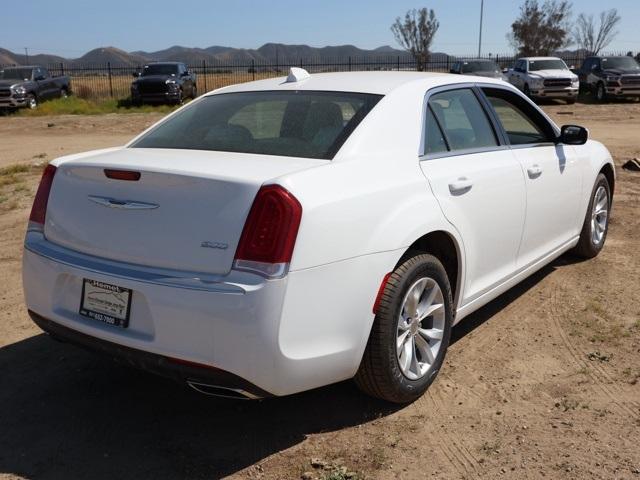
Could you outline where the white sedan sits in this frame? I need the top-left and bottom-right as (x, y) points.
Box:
(23, 68), (615, 403)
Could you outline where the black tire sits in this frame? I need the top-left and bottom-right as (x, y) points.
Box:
(191, 85), (198, 99)
(595, 82), (606, 102)
(573, 173), (611, 258)
(523, 84), (531, 98)
(175, 89), (184, 105)
(60, 88), (69, 99)
(26, 94), (37, 109)
(566, 97), (576, 105)
(355, 253), (453, 403)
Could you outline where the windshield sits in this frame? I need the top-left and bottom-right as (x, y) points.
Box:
(0, 68), (32, 81)
(142, 64), (179, 76)
(529, 59), (568, 71)
(601, 57), (640, 70)
(461, 61), (500, 73)
(131, 91), (382, 160)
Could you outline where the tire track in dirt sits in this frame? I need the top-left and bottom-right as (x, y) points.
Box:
(422, 388), (480, 476)
(547, 278), (640, 419)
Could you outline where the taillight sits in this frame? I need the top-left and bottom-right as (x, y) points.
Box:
(233, 184), (302, 278)
(28, 164), (57, 232)
(104, 169), (141, 181)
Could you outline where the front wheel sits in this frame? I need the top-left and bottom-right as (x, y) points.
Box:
(566, 97), (576, 105)
(26, 94), (37, 109)
(573, 173), (611, 258)
(355, 253), (453, 403)
(595, 82), (606, 102)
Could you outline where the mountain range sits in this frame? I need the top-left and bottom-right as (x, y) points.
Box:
(0, 43), (427, 67)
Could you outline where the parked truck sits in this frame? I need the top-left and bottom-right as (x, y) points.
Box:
(506, 57), (579, 104)
(576, 55), (640, 102)
(0, 66), (71, 110)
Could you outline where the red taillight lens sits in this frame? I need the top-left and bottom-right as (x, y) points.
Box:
(234, 185), (302, 276)
(29, 164), (57, 226)
(104, 169), (141, 181)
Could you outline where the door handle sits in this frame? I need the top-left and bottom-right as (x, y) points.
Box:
(527, 164), (543, 178)
(448, 177), (473, 195)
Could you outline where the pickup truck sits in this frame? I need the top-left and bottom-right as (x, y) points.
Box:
(449, 59), (507, 80)
(0, 65), (71, 110)
(131, 62), (197, 105)
(577, 56), (640, 102)
(506, 57), (579, 104)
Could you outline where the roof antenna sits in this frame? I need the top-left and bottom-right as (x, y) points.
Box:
(286, 67), (310, 83)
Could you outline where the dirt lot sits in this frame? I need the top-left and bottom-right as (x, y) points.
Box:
(0, 102), (639, 480)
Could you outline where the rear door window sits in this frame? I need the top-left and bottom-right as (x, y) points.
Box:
(427, 88), (498, 152)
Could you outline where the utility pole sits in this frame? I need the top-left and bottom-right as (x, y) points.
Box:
(478, 0), (484, 57)
(24, 47), (29, 64)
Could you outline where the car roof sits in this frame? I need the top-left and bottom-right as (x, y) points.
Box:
(520, 57), (564, 61)
(145, 62), (183, 66)
(206, 71), (506, 96)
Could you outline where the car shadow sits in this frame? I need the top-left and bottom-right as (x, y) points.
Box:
(0, 258), (575, 479)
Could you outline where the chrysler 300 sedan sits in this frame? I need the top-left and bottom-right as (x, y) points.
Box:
(23, 68), (614, 403)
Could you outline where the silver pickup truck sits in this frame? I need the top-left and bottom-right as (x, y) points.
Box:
(506, 57), (579, 104)
(0, 65), (71, 110)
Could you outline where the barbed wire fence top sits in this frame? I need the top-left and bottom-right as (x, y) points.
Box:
(1, 50), (638, 101)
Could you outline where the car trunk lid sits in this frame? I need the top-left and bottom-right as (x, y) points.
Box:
(45, 147), (324, 275)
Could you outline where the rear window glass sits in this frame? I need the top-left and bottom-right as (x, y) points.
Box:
(131, 91), (382, 160)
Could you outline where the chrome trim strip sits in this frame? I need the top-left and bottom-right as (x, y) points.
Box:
(24, 232), (254, 294)
(88, 195), (159, 210)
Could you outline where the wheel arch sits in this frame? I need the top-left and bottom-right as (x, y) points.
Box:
(397, 230), (464, 313)
(599, 162), (615, 196)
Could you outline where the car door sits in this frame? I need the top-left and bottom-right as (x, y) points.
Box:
(509, 60), (525, 90)
(419, 86), (526, 305)
(480, 87), (582, 268)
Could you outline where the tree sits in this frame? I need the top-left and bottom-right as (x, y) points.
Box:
(509, 0), (572, 57)
(573, 9), (621, 55)
(391, 8), (439, 71)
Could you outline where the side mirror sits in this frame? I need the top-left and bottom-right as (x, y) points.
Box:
(558, 125), (588, 145)
(132, 72), (140, 78)
(181, 71), (190, 77)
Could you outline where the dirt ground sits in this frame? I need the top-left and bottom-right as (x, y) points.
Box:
(0, 101), (639, 480)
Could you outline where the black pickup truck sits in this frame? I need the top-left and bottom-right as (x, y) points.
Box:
(577, 56), (640, 102)
(131, 62), (197, 105)
(0, 65), (71, 110)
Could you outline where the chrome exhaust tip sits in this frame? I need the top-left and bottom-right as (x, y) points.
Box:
(187, 381), (260, 400)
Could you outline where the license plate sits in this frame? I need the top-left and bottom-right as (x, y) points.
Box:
(80, 279), (132, 327)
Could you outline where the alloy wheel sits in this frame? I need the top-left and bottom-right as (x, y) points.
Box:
(591, 185), (608, 246)
(396, 277), (446, 380)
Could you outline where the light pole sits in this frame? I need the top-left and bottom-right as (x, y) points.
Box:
(478, 0), (484, 58)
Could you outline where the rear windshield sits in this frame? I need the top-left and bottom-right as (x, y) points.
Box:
(142, 64), (179, 76)
(601, 57), (640, 70)
(131, 91), (382, 159)
(529, 59), (568, 71)
(0, 68), (32, 80)
(461, 61), (500, 73)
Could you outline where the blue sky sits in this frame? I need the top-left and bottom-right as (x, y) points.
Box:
(6, 0), (640, 57)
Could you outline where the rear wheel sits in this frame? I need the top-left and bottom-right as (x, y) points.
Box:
(573, 173), (611, 258)
(566, 97), (576, 105)
(523, 84), (531, 98)
(191, 85), (198, 99)
(355, 253), (453, 403)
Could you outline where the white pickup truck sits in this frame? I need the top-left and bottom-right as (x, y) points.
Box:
(506, 57), (579, 104)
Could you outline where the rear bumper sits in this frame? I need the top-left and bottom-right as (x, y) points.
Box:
(23, 232), (396, 396)
(30, 310), (271, 399)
